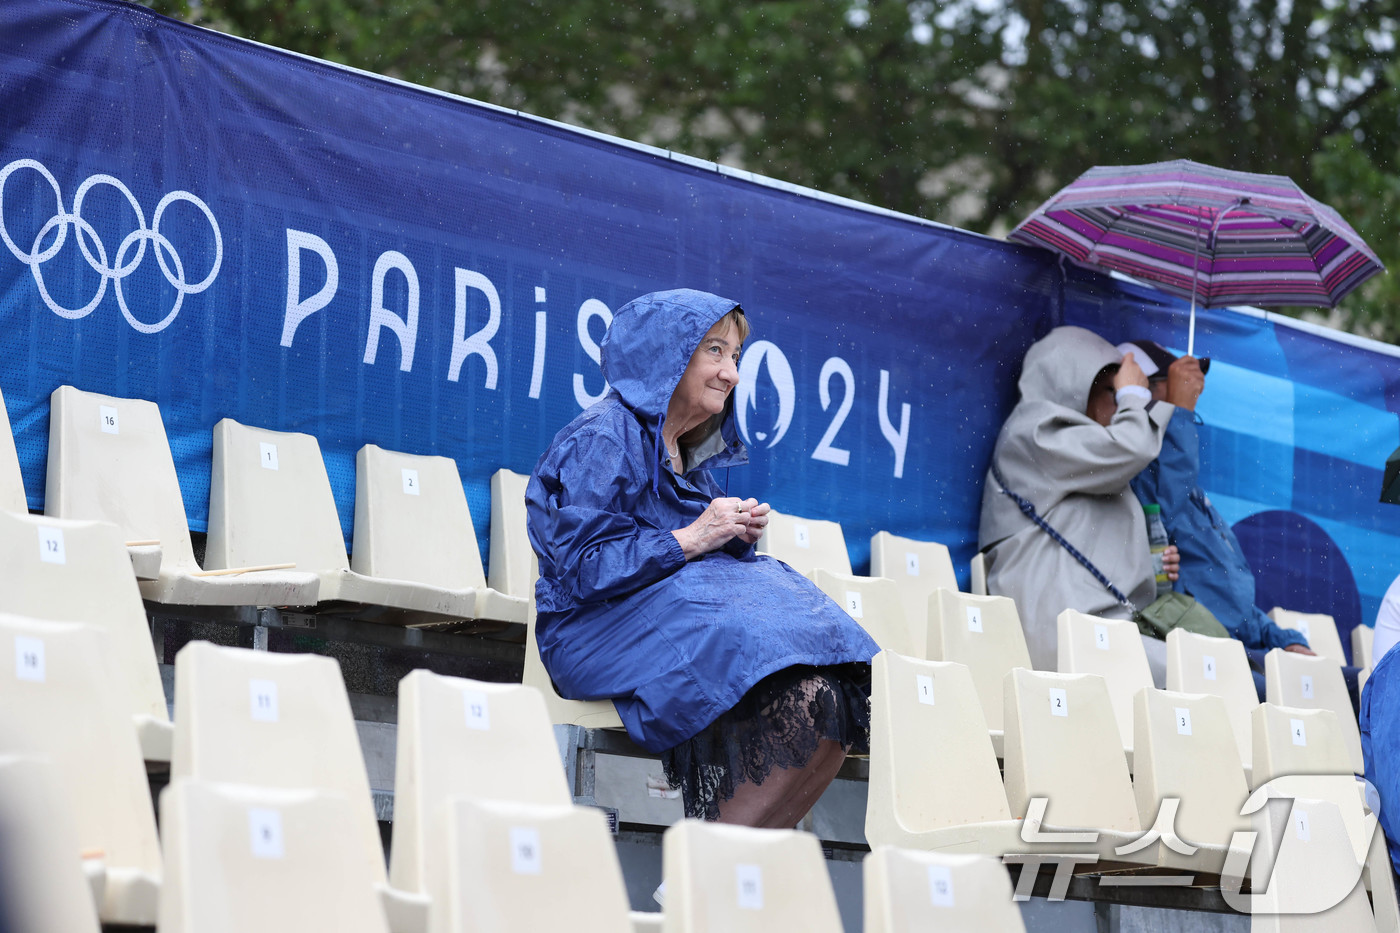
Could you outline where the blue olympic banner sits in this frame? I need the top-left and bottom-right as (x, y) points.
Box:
(1, 0), (1396, 653)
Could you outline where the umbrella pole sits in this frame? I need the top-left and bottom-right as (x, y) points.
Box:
(1187, 220), (1203, 357)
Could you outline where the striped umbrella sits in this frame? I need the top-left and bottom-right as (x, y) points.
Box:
(1009, 159), (1385, 355)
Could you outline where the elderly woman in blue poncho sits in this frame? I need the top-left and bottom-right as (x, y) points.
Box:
(526, 288), (878, 826)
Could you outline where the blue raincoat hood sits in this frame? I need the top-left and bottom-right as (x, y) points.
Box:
(602, 288), (741, 422)
(600, 288), (749, 477)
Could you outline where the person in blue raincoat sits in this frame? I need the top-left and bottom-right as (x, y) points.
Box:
(526, 288), (878, 826)
(1362, 643), (1400, 888)
(1121, 341), (1314, 667)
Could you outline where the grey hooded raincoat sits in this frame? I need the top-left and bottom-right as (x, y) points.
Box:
(978, 326), (1174, 671)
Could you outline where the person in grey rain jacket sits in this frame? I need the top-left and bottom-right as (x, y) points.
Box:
(979, 326), (1177, 679)
(526, 288), (877, 827)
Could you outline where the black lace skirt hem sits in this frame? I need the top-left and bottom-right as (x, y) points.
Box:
(659, 663), (871, 821)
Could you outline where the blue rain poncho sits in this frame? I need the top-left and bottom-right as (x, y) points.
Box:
(1130, 410), (1306, 651)
(525, 289), (878, 752)
(1361, 647), (1400, 879)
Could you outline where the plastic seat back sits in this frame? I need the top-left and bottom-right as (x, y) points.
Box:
(427, 799), (631, 933)
(389, 671), (572, 895)
(0, 614), (162, 924)
(159, 780), (389, 933)
(927, 589), (1031, 735)
(0, 510), (169, 730)
(1265, 649), (1363, 773)
(1353, 624), (1375, 672)
(0, 383), (28, 513)
(488, 468), (536, 600)
(1248, 796), (1378, 932)
(1002, 668), (1140, 835)
(661, 820), (843, 933)
(352, 443), (485, 590)
(809, 569), (916, 657)
(1132, 688), (1250, 861)
(1268, 607), (1348, 666)
(969, 552), (987, 596)
(862, 847), (1025, 933)
(1057, 609), (1153, 755)
(0, 755), (103, 933)
(865, 651), (1011, 846)
(1252, 703), (1369, 866)
(44, 385), (197, 571)
(869, 531), (958, 634)
(755, 509), (851, 576)
(206, 418), (348, 574)
(171, 641), (385, 884)
(1166, 629), (1259, 772)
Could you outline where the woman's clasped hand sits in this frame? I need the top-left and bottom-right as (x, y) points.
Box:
(674, 497), (772, 558)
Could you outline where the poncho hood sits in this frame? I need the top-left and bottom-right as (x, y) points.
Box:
(1017, 325), (1123, 414)
(600, 288), (748, 473)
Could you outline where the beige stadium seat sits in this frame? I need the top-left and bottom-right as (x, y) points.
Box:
(754, 509), (851, 576)
(661, 819), (843, 933)
(1166, 629), (1259, 776)
(1354, 625), (1376, 672)
(0, 383), (27, 513)
(0, 510), (172, 762)
(809, 569), (917, 658)
(1268, 608), (1348, 666)
(927, 589), (1032, 756)
(1057, 609), (1152, 760)
(207, 418), (472, 622)
(171, 641), (425, 931)
(389, 672), (572, 897)
(1002, 668), (1149, 863)
(526, 606), (624, 728)
(490, 467), (624, 728)
(1265, 649), (1363, 774)
(970, 551), (988, 596)
(1131, 687), (1251, 874)
(1246, 796), (1377, 932)
(426, 798), (632, 933)
(159, 780), (390, 933)
(0, 615), (161, 925)
(869, 531), (958, 635)
(43, 385), (320, 606)
(864, 651), (1021, 855)
(352, 444), (526, 624)
(487, 468), (536, 601)
(1367, 827), (1400, 933)
(0, 755), (103, 933)
(1251, 703), (1370, 867)
(863, 846), (1025, 933)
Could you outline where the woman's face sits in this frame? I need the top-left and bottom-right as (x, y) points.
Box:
(672, 318), (742, 423)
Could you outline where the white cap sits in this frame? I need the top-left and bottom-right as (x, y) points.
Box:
(1116, 342), (1160, 379)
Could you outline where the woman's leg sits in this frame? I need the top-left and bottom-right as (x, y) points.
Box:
(715, 739), (847, 829)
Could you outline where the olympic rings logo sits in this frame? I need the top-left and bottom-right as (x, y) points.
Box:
(0, 158), (222, 334)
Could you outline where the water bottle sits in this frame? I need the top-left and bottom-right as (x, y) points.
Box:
(1144, 503), (1171, 598)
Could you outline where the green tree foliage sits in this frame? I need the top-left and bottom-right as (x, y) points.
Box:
(142, 0), (1400, 339)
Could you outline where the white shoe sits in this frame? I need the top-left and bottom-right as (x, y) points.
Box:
(652, 881), (666, 906)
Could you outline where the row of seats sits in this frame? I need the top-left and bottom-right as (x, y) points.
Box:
(5, 384), (526, 625)
(864, 650), (1396, 929)
(0, 610), (1035, 932)
(499, 473), (1368, 800)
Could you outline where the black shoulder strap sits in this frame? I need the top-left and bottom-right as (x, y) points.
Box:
(989, 460), (1138, 613)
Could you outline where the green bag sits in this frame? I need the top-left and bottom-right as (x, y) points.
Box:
(1133, 590), (1229, 640)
